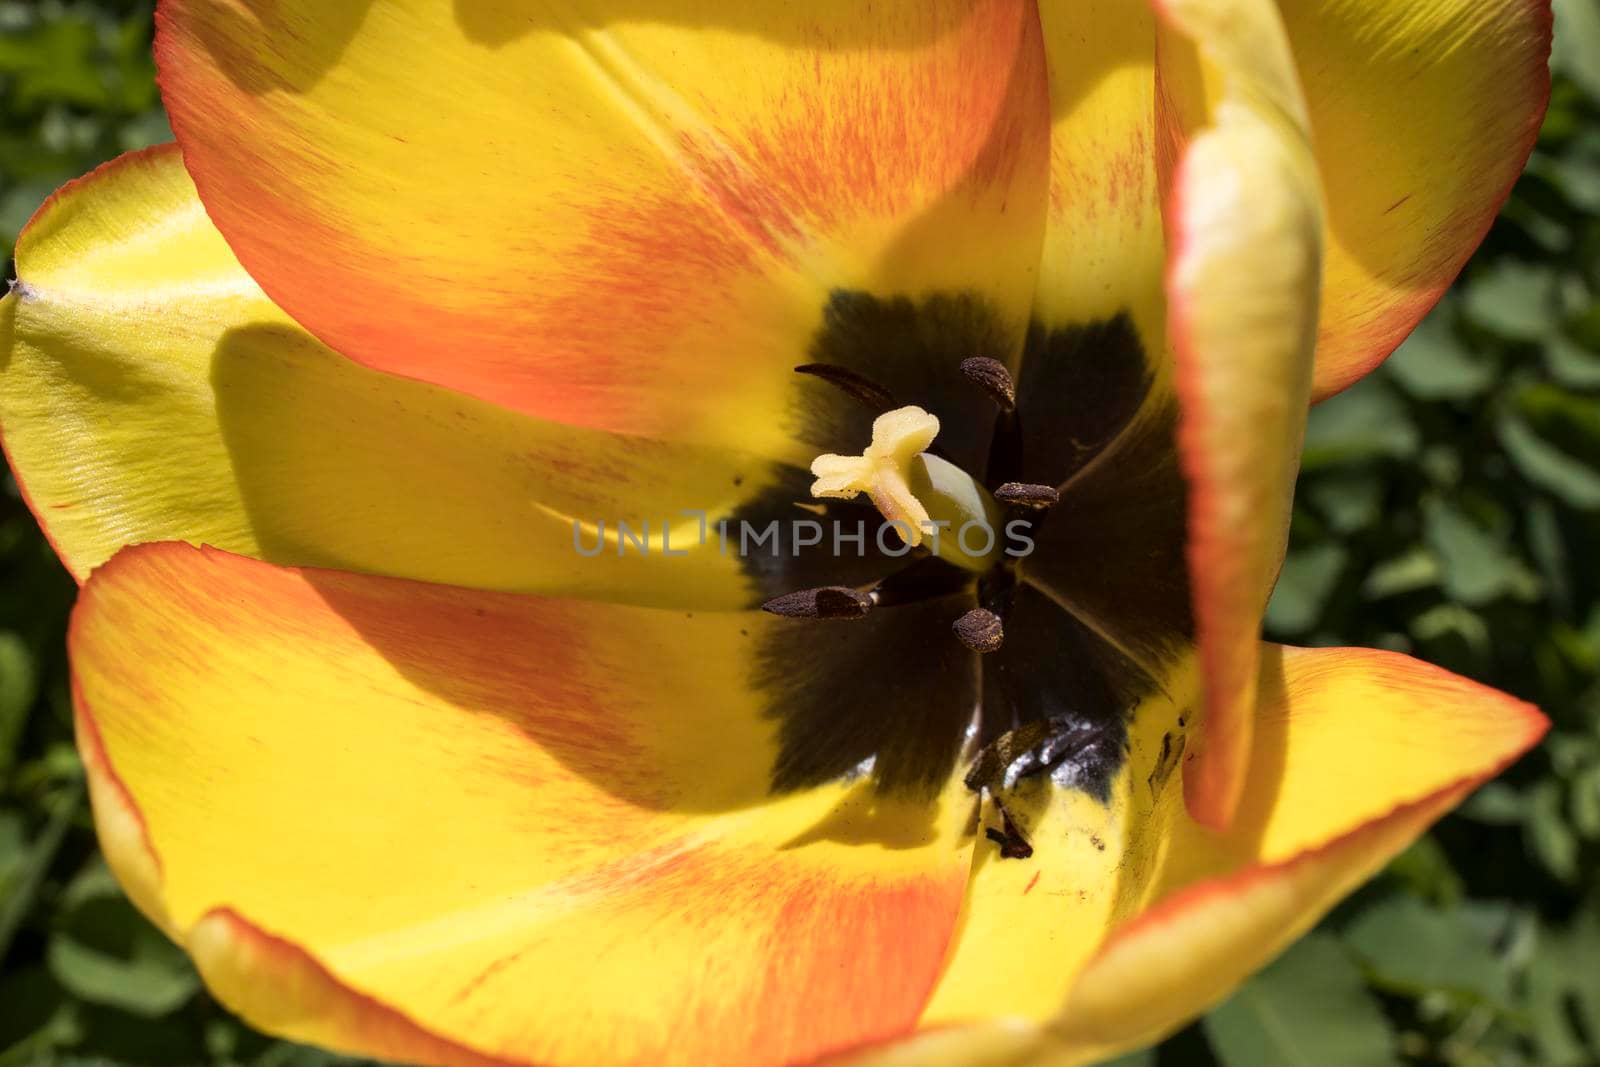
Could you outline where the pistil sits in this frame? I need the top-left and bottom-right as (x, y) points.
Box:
(808, 405), (1004, 572)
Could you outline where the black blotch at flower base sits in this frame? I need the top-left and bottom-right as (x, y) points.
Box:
(736, 290), (1194, 823)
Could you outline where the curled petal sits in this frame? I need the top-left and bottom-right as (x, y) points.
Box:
(1157, 0), (1325, 829)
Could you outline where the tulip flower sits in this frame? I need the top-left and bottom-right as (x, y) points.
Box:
(0, 0), (1553, 1064)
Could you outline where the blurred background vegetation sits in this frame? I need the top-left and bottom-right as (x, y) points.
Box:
(1, 1), (1599, 1064)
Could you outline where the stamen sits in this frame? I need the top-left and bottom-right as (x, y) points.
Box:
(953, 607), (1004, 653)
(960, 357), (1016, 412)
(994, 482), (1060, 509)
(761, 586), (873, 620)
(793, 363), (896, 413)
(984, 796), (1033, 859)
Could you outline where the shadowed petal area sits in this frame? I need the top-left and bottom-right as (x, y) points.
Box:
(154, 0), (1050, 463)
(760, 589), (980, 800)
(70, 543), (976, 1067)
(0, 143), (801, 609)
(1018, 388), (1193, 685)
(847, 645), (1545, 1066)
(1157, 0), (1324, 829)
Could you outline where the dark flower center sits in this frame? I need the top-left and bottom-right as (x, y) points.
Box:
(736, 290), (1193, 829)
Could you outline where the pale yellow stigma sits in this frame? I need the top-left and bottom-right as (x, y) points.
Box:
(809, 405), (941, 546)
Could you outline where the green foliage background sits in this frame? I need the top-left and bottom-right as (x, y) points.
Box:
(2, 1), (1599, 1064)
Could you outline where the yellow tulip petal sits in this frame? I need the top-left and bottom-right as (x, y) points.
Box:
(154, 1), (1050, 465)
(1034, 0), (1166, 353)
(1155, 0), (1325, 829)
(72, 543), (980, 1067)
(0, 143), (905, 609)
(1157, 0), (1551, 399)
(1286, 0), (1551, 397)
(879, 645), (1544, 1065)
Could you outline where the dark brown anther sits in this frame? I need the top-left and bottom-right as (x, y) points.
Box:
(761, 586), (873, 620)
(793, 363), (896, 413)
(952, 607), (1004, 653)
(984, 796), (1033, 859)
(993, 482), (1060, 509)
(959, 357), (1016, 412)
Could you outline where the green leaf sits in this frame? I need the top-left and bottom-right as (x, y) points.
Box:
(1305, 474), (1383, 534)
(0, 16), (109, 109)
(1500, 416), (1600, 509)
(1545, 334), (1600, 388)
(1569, 300), (1600, 351)
(1526, 911), (1600, 1065)
(1459, 781), (1527, 826)
(1528, 498), (1574, 611)
(1382, 835), (1465, 907)
(1362, 547), (1441, 600)
(1571, 763), (1600, 839)
(0, 964), (78, 1063)
(0, 809), (24, 900)
(1422, 498), (1541, 606)
(1344, 897), (1513, 1006)
(1554, 0), (1600, 101)
(1204, 934), (1399, 1067)
(115, 111), (171, 153)
(45, 862), (199, 1018)
(1385, 313), (1494, 400)
(1265, 544), (1345, 635)
(1464, 262), (1557, 341)
(0, 786), (80, 963)
(1517, 381), (1600, 458)
(0, 630), (37, 771)
(1301, 376), (1419, 469)
(1409, 603), (1491, 657)
(1526, 778), (1581, 883)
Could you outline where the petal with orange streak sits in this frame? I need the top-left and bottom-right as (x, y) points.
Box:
(154, 1), (1051, 463)
(71, 543), (977, 1067)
